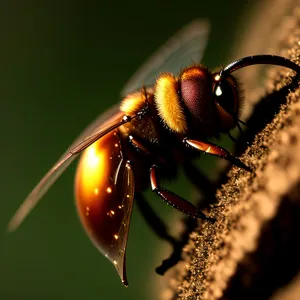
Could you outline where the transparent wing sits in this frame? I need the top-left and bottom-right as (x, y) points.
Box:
(8, 105), (124, 232)
(107, 162), (135, 286)
(121, 19), (210, 96)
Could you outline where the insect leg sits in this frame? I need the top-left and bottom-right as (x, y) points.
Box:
(136, 192), (195, 276)
(154, 163), (218, 275)
(184, 138), (251, 171)
(150, 165), (215, 222)
(135, 193), (178, 245)
(228, 131), (238, 143)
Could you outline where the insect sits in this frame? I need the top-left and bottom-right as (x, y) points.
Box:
(8, 20), (300, 287)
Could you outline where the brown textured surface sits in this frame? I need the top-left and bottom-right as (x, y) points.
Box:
(162, 3), (300, 300)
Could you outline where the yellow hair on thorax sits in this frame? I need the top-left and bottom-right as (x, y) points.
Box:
(120, 91), (146, 116)
(154, 73), (187, 134)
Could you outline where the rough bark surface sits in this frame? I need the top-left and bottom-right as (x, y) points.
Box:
(161, 3), (300, 300)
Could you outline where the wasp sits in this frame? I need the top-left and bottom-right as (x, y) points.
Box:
(8, 20), (300, 286)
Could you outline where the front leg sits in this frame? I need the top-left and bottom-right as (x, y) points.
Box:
(183, 138), (251, 171)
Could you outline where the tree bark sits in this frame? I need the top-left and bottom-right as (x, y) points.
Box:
(161, 2), (300, 300)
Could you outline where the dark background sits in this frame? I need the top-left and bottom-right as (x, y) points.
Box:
(0, 1), (255, 299)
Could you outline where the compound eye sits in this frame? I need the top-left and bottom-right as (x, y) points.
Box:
(213, 74), (240, 132)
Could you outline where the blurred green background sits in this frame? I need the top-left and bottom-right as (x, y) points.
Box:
(0, 1), (256, 299)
